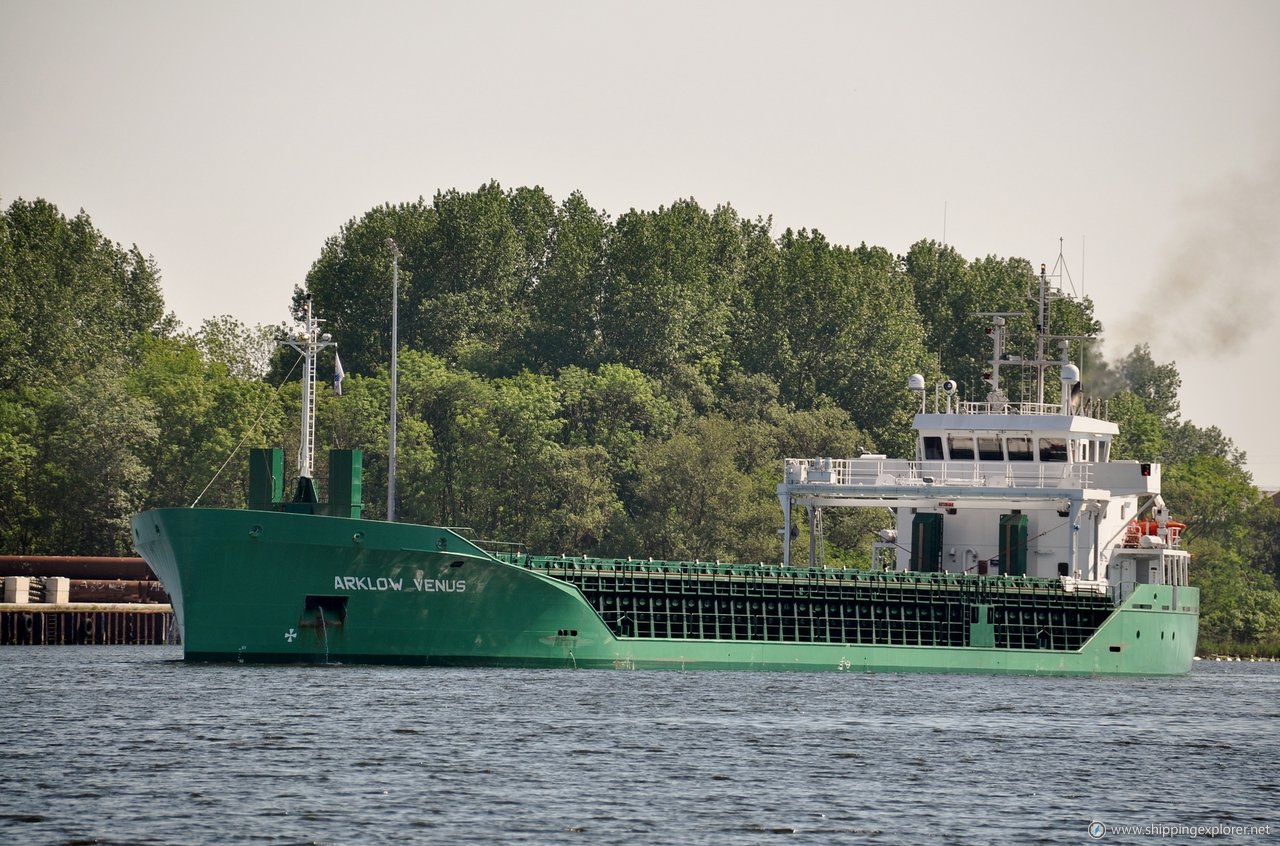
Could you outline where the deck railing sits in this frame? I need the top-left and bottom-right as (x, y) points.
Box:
(784, 457), (1092, 490)
(956, 400), (1062, 416)
(952, 398), (1110, 419)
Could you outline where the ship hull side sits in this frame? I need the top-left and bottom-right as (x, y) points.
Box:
(132, 509), (1197, 675)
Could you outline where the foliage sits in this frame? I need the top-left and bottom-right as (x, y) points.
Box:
(1113, 344), (1181, 422)
(1164, 455), (1257, 544)
(525, 191), (611, 371)
(41, 366), (159, 555)
(0, 199), (166, 553)
(626, 416), (771, 562)
(129, 333), (289, 512)
(192, 316), (279, 380)
(1107, 391), (1166, 461)
(4, 191), (1279, 651)
(0, 198), (165, 392)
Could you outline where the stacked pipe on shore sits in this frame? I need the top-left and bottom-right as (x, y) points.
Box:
(1, 556), (176, 646)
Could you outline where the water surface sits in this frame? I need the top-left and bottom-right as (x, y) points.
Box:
(2, 648), (1276, 845)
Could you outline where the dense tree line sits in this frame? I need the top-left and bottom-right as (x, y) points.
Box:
(0, 199), (287, 554)
(2, 189), (1277, 651)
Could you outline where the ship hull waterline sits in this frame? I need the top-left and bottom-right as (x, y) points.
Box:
(132, 508), (1198, 676)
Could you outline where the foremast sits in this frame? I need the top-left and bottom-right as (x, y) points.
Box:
(282, 296), (336, 503)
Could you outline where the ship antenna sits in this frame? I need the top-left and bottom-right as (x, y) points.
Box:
(1036, 261), (1048, 404)
(386, 238), (402, 523)
(973, 311), (1020, 405)
(1036, 242), (1093, 410)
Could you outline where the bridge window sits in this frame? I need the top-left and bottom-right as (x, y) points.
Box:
(977, 435), (1003, 461)
(1006, 435), (1033, 461)
(922, 436), (943, 460)
(947, 435), (975, 460)
(1039, 437), (1068, 462)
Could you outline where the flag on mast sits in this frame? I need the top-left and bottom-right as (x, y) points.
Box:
(333, 351), (345, 396)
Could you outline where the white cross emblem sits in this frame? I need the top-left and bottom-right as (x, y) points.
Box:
(285, 628), (298, 642)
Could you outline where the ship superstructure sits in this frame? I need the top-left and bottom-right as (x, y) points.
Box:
(780, 317), (1190, 606)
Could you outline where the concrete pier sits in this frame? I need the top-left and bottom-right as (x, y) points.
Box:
(2, 559), (176, 646)
(0, 603), (175, 645)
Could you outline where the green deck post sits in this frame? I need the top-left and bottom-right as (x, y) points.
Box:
(248, 448), (283, 510)
(328, 449), (363, 519)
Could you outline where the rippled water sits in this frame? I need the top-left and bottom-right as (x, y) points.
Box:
(1, 647), (1277, 845)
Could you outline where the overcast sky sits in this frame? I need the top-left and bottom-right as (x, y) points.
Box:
(3, 0), (1278, 483)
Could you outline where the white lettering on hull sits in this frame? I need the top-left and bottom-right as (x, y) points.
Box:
(412, 578), (466, 593)
(331, 576), (465, 593)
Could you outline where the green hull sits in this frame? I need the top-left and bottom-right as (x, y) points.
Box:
(131, 507), (1198, 675)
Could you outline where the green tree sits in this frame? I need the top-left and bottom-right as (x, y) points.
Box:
(303, 184), (562, 378)
(1164, 420), (1245, 468)
(741, 230), (931, 455)
(421, 183), (554, 374)
(0, 388), (42, 552)
(32, 366), (159, 555)
(524, 191), (611, 370)
(0, 198), (165, 391)
(312, 364), (435, 523)
(1111, 344), (1181, 423)
(630, 415), (779, 562)
(192, 316), (278, 380)
(599, 199), (741, 382)
(557, 364), (675, 476)
(523, 444), (623, 554)
(1244, 497), (1280, 589)
(903, 243), (1101, 407)
(1164, 454), (1257, 545)
(0, 198), (169, 554)
(129, 333), (289, 511)
(902, 240), (985, 392)
(300, 200), (433, 377)
(1107, 391), (1166, 461)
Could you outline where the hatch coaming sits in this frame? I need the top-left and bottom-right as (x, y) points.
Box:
(522, 556), (1119, 652)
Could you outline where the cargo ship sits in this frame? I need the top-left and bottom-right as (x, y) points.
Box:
(131, 278), (1198, 674)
